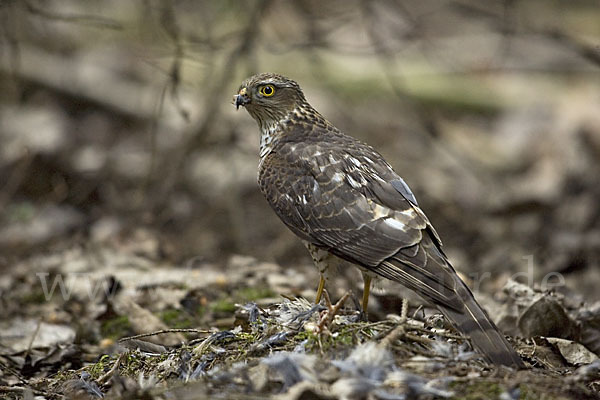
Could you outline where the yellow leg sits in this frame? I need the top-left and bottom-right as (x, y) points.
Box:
(362, 274), (372, 313)
(315, 275), (326, 303)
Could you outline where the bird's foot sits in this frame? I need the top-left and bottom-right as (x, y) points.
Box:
(316, 289), (351, 334)
(350, 293), (369, 322)
(359, 310), (369, 322)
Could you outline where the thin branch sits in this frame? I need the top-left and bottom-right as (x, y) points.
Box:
(0, 385), (64, 399)
(185, 0), (273, 152)
(0, 150), (33, 213)
(543, 28), (600, 67)
(118, 328), (210, 342)
(452, 0), (600, 68)
(24, 0), (123, 30)
(146, 0), (273, 213)
(359, 0), (441, 138)
(145, 0), (189, 189)
(96, 353), (125, 386)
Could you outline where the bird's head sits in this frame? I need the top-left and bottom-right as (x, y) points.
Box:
(233, 73), (307, 127)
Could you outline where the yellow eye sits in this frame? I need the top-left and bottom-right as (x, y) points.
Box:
(259, 85), (275, 97)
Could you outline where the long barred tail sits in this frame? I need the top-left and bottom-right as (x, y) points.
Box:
(372, 239), (524, 368)
(436, 279), (524, 368)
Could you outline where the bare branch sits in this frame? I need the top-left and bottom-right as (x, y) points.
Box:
(24, 0), (123, 30)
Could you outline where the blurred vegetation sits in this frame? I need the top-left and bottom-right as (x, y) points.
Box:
(0, 0), (599, 292)
(1, 2), (600, 398)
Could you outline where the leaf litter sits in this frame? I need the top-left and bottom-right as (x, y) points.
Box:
(1, 239), (600, 399)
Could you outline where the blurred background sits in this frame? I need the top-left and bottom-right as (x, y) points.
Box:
(1, 0), (599, 302)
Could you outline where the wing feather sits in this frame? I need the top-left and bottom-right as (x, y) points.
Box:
(258, 134), (461, 307)
(256, 125), (523, 367)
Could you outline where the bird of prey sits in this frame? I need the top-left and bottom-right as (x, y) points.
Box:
(234, 73), (523, 368)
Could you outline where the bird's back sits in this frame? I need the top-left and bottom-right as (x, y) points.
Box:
(239, 73), (523, 368)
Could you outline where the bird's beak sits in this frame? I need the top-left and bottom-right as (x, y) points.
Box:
(234, 87), (251, 110)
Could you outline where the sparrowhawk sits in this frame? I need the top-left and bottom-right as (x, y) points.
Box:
(233, 72), (523, 368)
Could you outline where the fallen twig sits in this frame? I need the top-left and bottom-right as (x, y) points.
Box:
(118, 328), (210, 343)
(96, 353), (125, 386)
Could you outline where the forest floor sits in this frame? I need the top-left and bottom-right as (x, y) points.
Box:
(1, 234), (599, 399)
(1, 1), (600, 398)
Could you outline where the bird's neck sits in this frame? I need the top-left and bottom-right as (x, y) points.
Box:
(258, 108), (296, 158)
(258, 104), (325, 158)
(259, 120), (284, 158)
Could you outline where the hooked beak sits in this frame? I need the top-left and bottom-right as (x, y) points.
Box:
(234, 87), (250, 110)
